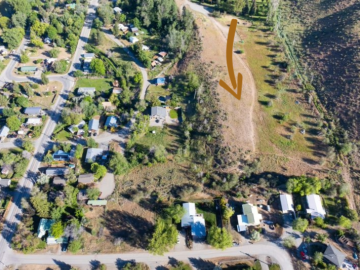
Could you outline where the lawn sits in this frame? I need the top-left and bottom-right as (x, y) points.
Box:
(54, 130), (72, 141)
(169, 109), (178, 119)
(75, 78), (113, 95)
(145, 85), (168, 102)
(196, 202), (216, 227)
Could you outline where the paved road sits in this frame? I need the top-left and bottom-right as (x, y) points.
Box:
(4, 243), (293, 270)
(102, 29), (150, 100)
(0, 0), (99, 267)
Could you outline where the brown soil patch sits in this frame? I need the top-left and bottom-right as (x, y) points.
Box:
(30, 81), (62, 109)
(18, 265), (62, 270)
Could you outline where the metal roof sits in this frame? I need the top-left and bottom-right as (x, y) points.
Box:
(87, 200), (107, 206)
(89, 119), (99, 131)
(0, 179), (11, 187)
(105, 116), (118, 127)
(280, 194), (295, 213)
(151, 106), (166, 118)
(53, 177), (67, 186)
(85, 148), (104, 163)
(78, 173), (94, 184)
(306, 194), (326, 218)
(24, 107), (42, 115)
(0, 126), (9, 137)
(324, 245), (346, 267)
(78, 87), (96, 96)
(20, 66), (37, 72)
(156, 77), (166, 84)
(45, 167), (69, 176)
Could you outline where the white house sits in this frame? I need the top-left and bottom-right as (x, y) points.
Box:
(280, 194), (295, 214)
(26, 118), (42, 126)
(118, 24), (128, 32)
(129, 37), (139, 44)
(142, 45), (150, 51)
(0, 126), (9, 140)
(306, 194), (326, 219)
(181, 203), (206, 239)
(237, 203), (263, 232)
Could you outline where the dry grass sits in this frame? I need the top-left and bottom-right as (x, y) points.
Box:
(30, 81), (62, 108)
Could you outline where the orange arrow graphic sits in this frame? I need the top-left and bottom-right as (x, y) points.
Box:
(219, 19), (242, 100)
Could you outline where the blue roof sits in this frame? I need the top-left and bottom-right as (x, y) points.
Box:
(191, 221), (206, 238)
(105, 116), (118, 127)
(156, 77), (165, 84)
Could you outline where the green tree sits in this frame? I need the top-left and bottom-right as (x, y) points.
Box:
(31, 20), (49, 36)
(7, 0), (32, 16)
(46, 25), (58, 40)
(134, 72), (142, 85)
(50, 221), (64, 238)
(22, 140), (34, 152)
(344, 207), (358, 221)
(43, 152), (54, 164)
(91, 163), (107, 179)
(2, 27), (24, 49)
(223, 206), (235, 220)
(0, 95), (9, 107)
(30, 35), (44, 48)
(68, 239), (83, 253)
(292, 218), (309, 232)
(74, 144), (84, 159)
(250, 230), (261, 241)
(30, 190), (51, 218)
(109, 152), (129, 175)
(90, 58), (105, 76)
(97, 5), (114, 25)
(286, 176), (321, 196)
(49, 48), (60, 58)
(20, 52), (30, 63)
(283, 236), (295, 249)
(313, 251), (323, 265)
(73, 70), (84, 77)
(6, 115), (22, 131)
(153, 145), (167, 162)
(16, 96), (29, 107)
(314, 217), (324, 228)
(41, 73), (49, 85)
(53, 60), (68, 73)
(11, 12), (27, 28)
(93, 18), (103, 29)
(112, 24), (120, 37)
(207, 226), (232, 249)
(338, 215), (352, 229)
(0, 16), (10, 29)
(87, 138), (98, 148)
(148, 218), (178, 255)
(87, 187), (101, 200)
(169, 262), (192, 270)
(164, 204), (185, 223)
(316, 233), (327, 243)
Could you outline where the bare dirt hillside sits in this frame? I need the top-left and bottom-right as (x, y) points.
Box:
(281, 0), (360, 139)
(175, 0), (257, 154)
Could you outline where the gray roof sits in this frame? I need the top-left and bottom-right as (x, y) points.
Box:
(24, 107), (42, 115)
(53, 177), (67, 186)
(78, 87), (96, 96)
(84, 53), (95, 58)
(151, 107), (166, 118)
(89, 119), (99, 131)
(0, 179), (11, 187)
(78, 174), (94, 184)
(46, 167), (69, 176)
(0, 126), (9, 137)
(323, 245), (346, 267)
(85, 148), (104, 163)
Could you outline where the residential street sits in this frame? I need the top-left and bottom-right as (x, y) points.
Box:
(3, 243), (294, 270)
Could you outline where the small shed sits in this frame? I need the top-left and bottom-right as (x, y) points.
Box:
(87, 200), (107, 206)
(105, 116), (118, 128)
(52, 150), (70, 161)
(26, 118), (42, 126)
(112, 87), (123, 94)
(0, 126), (9, 139)
(131, 27), (139, 33)
(89, 119), (99, 132)
(129, 37), (139, 44)
(53, 177), (67, 186)
(113, 7), (122, 13)
(20, 66), (37, 72)
(156, 77), (166, 85)
(78, 87), (96, 96)
(78, 173), (95, 185)
(0, 179), (11, 187)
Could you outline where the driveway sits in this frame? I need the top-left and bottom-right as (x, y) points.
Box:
(97, 173), (115, 199)
(281, 212), (302, 247)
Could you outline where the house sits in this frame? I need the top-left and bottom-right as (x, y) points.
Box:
(68, 120), (86, 134)
(306, 194), (326, 219)
(77, 87), (96, 96)
(113, 7), (122, 13)
(142, 45), (150, 51)
(118, 24), (128, 32)
(105, 116), (118, 128)
(77, 189), (88, 201)
(101, 102), (116, 112)
(83, 53), (95, 60)
(20, 66), (37, 72)
(26, 118), (42, 126)
(83, 53), (94, 73)
(87, 200), (107, 206)
(65, 3), (76, 9)
(151, 106), (167, 120)
(78, 173), (94, 185)
(44, 37), (51, 44)
(85, 148), (104, 163)
(237, 203), (263, 232)
(45, 167), (69, 176)
(157, 57), (164, 63)
(181, 203), (206, 239)
(112, 87), (123, 94)
(158, 51), (167, 58)
(24, 107), (42, 116)
(52, 150), (70, 161)
(0, 126), (9, 140)
(1, 165), (12, 175)
(323, 244), (346, 268)
(280, 194), (295, 214)
(156, 77), (166, 85)
(131, 27), (139, 33)
(0, 179), (11, 187)
(88, 118), (99, 133)
(0, 46), (8, 55)
(129, 37), (139, 44)
(53, 176), (67, 186)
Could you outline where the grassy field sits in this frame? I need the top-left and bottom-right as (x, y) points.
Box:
(54, 130), (71, 141)
(75, 78), (113, 95)
(196, 202), (216, 227)
(145, 85), (169, 102)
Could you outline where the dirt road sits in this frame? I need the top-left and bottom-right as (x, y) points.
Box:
(176, 0), (257, 153)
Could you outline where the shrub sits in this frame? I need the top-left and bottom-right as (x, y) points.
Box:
(283, 236), (295, 249)
(169, 109), (178, 119)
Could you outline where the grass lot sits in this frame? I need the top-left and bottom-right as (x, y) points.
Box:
(30, 81), (62, 108)
(145, 85), (168, 101)
(54, 130), (71, 141)
(196, 202), (216, 227)
(323, 196), (346, 225)
(75, 78), (113, 95)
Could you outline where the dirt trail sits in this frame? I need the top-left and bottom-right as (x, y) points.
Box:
(176, 0), (257, 153)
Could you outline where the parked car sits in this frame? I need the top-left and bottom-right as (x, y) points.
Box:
(300, 251), (306, 261)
